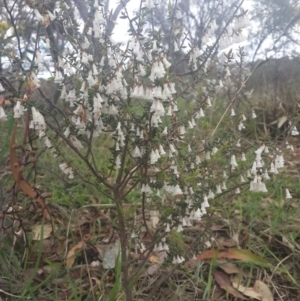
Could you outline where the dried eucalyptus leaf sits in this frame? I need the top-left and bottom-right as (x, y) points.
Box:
(103, 240), (120, 269)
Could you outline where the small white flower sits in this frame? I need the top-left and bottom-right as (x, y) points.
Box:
(141, 183), (152, 194)
(250, 175), (267, 192)
(206, 97), (212, 107)
(196, 108), (205, 118)
(169, 143), (176, 154)
(115, 155), (121, 169)
(222, 181), (227, 190)
(275, 154), (284, 169)
(194, 208), (202, 220)
(64, 127), (70, 137)
(207, 190), (214, 199)
(241, 152), (246, 161)
(82, 36), (90, 49)
(29, 71), (40, 89)
(263, 169), (270, 180)
(264, 146), (269, 154)
(30, 107), (46, 138)
(212, 146), (218, 155)
(238, 121), (245, 131)
(35, 49), (44, 70)
(163, 242), (169, 251)
(174, 41), (179, 52)
(177, 255), (185, 263)
(132, 146), (142, 158)
(44, 137), (52, 148)
(54, 70), (63, 84)
(150, 150), (159, 164)
(176, 224), (183, 232)
(203, 195), (209, 207)
(230, 155), (238, 168)
(0, 106), (7, 120)
(291, 126), (299, 136)
(159, 144), (166, 156)
(175, 8), (182, 19)
(0, 83), (5, 93)
(204, 240), (211, 248)
(162, 56), (171, 68)
(33, 9), (44, 23)
(173, 184), (183, 195)
(59, 162), (74, 179)
(70, 135), (83, 150)
(172, 256), (179, 264)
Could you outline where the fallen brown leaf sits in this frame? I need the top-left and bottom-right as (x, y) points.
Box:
(10, 122), (50, 220)
(146, 263), (160, 276)
(211, 285), (226, 301)
(32, 223), (53, 240)
(210, 223), (227, 231)
(187, 248), (268, 266)
(66, 241), (85, 268)
(213, 270), (246, 300)
(95, 242), (116, 260)
(232, 281), (264, 300)
(217, 260), (241, 274)
(215, 236), (236, 248)
(149, 254), (160, 263)
(254, 280), (274, 301)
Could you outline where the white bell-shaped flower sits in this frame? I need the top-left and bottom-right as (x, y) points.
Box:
(286, 188), (292, 199)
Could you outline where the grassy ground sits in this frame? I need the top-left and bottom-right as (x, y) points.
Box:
(1, 114), (300, 301)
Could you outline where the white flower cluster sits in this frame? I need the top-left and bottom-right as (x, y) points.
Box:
(2, 0), (298, 270)
(219, 11), (251, 51)
(59, 163), (74, 179)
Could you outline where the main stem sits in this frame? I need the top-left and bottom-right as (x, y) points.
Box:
(115, 190), (133, 301)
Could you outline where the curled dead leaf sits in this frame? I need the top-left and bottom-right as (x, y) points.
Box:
(232, 281), (264, 300)
(32, 223), (54, 240)
(149, 254), (159, 264)
(213, 270), (246, 300)
(254, 280), (274, 301)
(187, 248), (269, 267)
(66, 241), (85, 268)
(146, 263), (160, 276)
(217, 260), (241, 274)
(216, 236), (236, 248)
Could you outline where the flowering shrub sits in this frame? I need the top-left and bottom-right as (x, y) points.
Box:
(0, 0), (298, 299)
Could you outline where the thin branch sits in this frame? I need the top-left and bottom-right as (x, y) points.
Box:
(3, 0), (23, 60)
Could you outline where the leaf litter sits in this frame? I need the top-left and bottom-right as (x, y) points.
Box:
(0, 193), (300, 300)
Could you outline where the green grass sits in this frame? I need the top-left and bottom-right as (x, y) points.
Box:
(1, 178), (299, 300)
(1, 99), (300, 300)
